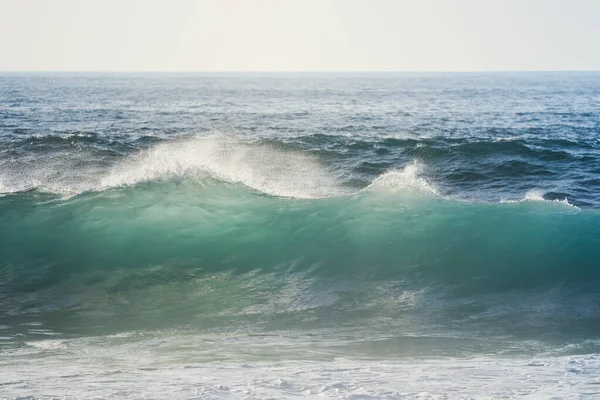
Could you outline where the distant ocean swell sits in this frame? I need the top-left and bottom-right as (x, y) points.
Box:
(1, 135), (599, 343)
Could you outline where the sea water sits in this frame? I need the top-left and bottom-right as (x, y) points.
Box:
(1, 72), (600, 398)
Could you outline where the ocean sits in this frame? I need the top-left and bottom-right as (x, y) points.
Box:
(1, 72), (600, 398)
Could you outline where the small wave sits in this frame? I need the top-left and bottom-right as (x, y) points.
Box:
(501, 189), (577, 208)
(363, 161), (439, 196)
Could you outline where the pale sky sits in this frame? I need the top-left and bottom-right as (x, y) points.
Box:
(1, 0), (599, 72)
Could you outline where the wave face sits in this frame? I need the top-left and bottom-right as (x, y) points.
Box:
(1, 159), (599, 346)
(2, 73), (600, 357)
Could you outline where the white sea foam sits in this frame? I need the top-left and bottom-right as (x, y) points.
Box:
(3, 334), (600, 399)
(25, 339), (66, 350)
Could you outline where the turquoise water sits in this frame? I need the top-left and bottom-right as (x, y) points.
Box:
(1, 73), (600, 398)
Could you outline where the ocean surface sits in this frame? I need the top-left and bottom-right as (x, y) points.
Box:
(1, 72), (600, 399)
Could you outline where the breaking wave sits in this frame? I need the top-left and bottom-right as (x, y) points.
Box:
(0, 135), (347, 198)
(1, 166), (598, 341)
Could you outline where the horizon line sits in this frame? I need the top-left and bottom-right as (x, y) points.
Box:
(1, 69), (600, 74)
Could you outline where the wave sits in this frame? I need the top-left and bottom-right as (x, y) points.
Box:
(1, 171), (599, 339)
(2, 134), (600, 341)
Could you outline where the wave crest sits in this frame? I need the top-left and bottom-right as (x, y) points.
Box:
(100, 136), (345, 199)
(0, 136), (348, 199)
(501, 189), (576, 208)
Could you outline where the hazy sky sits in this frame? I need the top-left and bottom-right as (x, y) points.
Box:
(1, 0), (599, 71)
